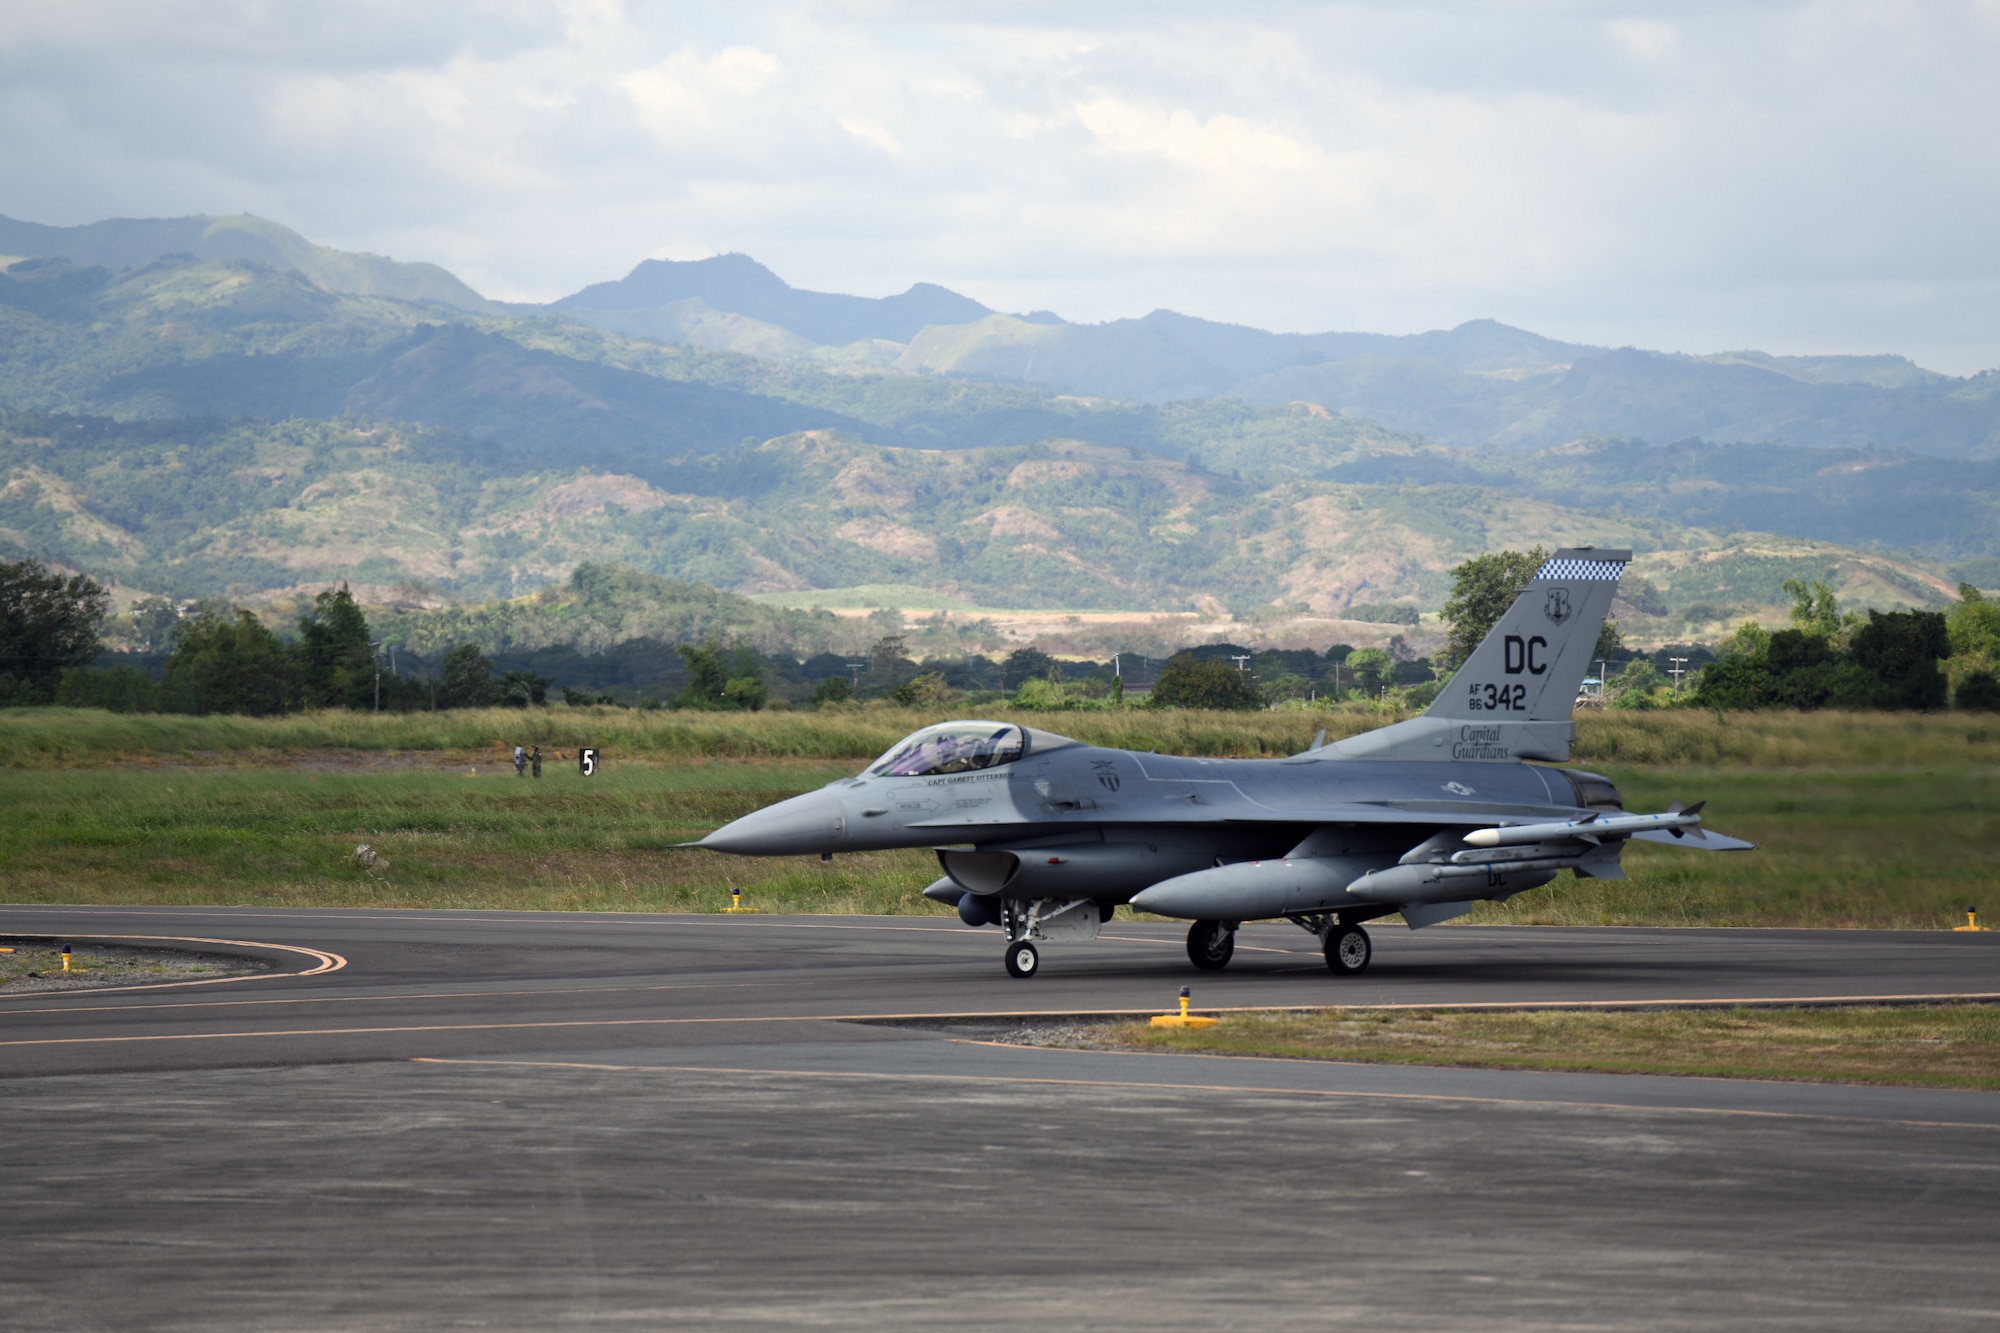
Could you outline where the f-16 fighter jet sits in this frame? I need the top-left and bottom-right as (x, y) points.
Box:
(700, 547), (1752, 978)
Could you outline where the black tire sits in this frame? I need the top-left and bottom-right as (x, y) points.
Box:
(1187, 920), (1235, 970)
(1325, 923), (1371, 976)
(1004, 940), (1040, 978)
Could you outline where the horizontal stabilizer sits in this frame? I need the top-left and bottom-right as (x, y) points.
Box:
(1631, 827), (1756, 851)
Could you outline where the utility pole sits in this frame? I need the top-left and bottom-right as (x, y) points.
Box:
(1669, 656), (1690, 696)
(1230, 655), (1252, 674)
(371, 640), (383, 713)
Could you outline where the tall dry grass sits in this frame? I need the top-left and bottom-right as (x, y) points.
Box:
(4, 704), (1994, 768)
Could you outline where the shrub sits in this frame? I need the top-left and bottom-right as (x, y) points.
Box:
(893, 672), (955, 706)
(1690, 655), (1773, 710)
(1957, 671), (2000, 712)
(53, 665), (159, 713)
(1150, 655), (1262, 710)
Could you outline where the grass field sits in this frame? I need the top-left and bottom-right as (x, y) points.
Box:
(0, 708), (1993, 924)
(5, 705), (1997, 767)
(0, 759), (946, 914)
(1117, 1005), (2000, 1090)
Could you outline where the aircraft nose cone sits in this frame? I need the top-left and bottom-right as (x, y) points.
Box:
(700, 789), (846, 856)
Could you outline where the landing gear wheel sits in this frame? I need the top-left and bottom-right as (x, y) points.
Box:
(1004, 939), (1040, 978)
(1187, 920), (1235, 971)
(1325, 923), (1371, 976)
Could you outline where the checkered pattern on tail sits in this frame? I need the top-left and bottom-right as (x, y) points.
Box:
(1533, 557), (1625, 582)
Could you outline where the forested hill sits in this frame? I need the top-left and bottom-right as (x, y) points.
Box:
(0, 217), (1991, 632)
(0, 412), (1959, 647)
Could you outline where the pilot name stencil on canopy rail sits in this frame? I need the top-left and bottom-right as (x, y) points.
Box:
(700, 547), (1753, 979)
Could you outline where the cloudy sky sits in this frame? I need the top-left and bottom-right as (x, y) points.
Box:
(3, 1), (1997, 371)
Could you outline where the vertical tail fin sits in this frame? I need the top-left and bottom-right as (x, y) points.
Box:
(1326, 546), (1628, 763)
(1424, 547), (1629, 723)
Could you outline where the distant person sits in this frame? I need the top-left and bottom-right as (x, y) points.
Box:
(513, 745), (527, 777)
(530, 745), (543, 778)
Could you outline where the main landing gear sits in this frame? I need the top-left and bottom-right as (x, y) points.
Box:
(1187, 919), (1236, 970)
(1284, 914), (1375, 976)
(1324, 923), (1371, 975)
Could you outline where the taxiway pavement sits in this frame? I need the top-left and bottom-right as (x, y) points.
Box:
(3, 907), (1997, 1329)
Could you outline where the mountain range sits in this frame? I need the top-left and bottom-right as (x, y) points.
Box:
(1, 209), (1994, 639)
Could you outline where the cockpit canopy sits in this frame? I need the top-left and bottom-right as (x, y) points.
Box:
(868, 722), (1026, 778)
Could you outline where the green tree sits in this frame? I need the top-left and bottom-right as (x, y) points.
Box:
(1849, 610), (1950, 711)
(1149, 654), (1262, 710)
(0, 558), (108, 702)
(721, 672), (768, 711)
(126, 596), (181, 655)
(1782, 577), (1843, 638)
(438, 644), (500, 708)
(1345, 647), (1393, 696)
(297, 583), (375, 709)
(162, 606), (296, 715)
(1258, 672), (1312, 705)
(1440, 547), (1545, 670)
(813, 675), (853, 705)
(862, 635), (913, 698)
(677, 635), (765, 710)
(1717, 621), (1773, 661)
(1689, 654), (1773, 710)
(498, 670), (551, 708)
(1593, 618), (1623, 662)
(1948, 584), (2000, 659)
(1001, 647), (1058, 691)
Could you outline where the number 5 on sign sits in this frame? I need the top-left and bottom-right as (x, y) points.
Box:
(579, 747), (599, 778)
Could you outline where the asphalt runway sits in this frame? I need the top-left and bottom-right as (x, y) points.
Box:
(4, 906), (1999, 1330)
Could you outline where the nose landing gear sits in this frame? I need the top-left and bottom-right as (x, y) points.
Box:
(1004, 939), (1040, 978)
(996, 898), (1109, 977)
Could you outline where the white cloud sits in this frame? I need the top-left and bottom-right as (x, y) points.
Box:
(0, 1), (1995, 371)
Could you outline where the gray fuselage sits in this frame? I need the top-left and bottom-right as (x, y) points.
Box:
(700, 730), (1609, 913)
